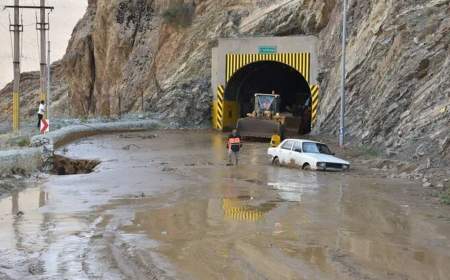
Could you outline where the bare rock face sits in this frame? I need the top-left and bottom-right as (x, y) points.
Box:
(63, 3), (97, 116)
(0, 0), (448, 164)
(316, 0), (450, 164)
(62, 0), (326, 125)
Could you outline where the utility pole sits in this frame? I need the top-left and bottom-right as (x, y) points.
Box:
(339, 0), (347, 147)
(5, 2), (54, 133)
(38, 0), (47, 105)
(47, 40), (51, 125)
(11, 0), (22, 134)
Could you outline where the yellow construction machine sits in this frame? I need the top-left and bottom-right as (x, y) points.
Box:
(236, 93), (302, 140)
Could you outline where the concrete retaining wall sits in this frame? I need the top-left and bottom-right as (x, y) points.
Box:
(31, 120), (160, 148)
(0, 147), (43, 175)
(0, 119), (161, 176)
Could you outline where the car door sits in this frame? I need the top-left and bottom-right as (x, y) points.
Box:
(279, 140), (294, 164)
(291, 141), (304, 166)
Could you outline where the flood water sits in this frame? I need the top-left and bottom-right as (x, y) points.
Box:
(0, 130), (449, 279)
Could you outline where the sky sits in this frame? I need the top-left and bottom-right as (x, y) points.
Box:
(0, 0), (88, 88)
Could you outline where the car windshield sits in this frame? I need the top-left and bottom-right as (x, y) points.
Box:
(302, 142), (333, 155)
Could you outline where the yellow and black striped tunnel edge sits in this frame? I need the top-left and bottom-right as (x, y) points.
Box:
(226, 53), (311, 83)
(215, 85), (225, 130)
(12, 92), (20, 132)
(310, 85), (319, 126)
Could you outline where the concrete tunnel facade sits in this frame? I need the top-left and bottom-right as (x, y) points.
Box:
(211, 36), (320, 133)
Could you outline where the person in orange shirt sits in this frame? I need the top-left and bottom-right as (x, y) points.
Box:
(226, 129), (242, 166)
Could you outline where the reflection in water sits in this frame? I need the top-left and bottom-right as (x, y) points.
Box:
(222, 198), (277, 222)
(6, 190), (49, 215)
(11, 192), (19, 215)
(267, 169), (319, 202)
(0, 188), (49, 251)
(211, 132), (227, 162)
(0, 185), (93, 279)
(39, 191), (49, 207)
(268, 181), (317, 202)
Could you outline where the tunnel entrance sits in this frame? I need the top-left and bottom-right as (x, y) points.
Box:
(224, 61), (312, 134)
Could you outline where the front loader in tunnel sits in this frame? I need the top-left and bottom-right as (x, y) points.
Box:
(236, 93), (302, 140)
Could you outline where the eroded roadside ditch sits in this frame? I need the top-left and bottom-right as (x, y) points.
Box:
(51, 155), (100, 175)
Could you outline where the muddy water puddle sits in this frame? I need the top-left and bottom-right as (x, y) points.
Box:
(116, 168), (450, 280)
(0, 130), (449, 279)
(0, 187), (49, 250)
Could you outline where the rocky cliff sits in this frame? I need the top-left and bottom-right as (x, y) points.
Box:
(62, 0), (333, 125)
(317, 0), (450, 166)
(1, 0), (449, 164)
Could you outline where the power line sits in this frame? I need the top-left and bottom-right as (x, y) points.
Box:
(4, 0), (55, 134)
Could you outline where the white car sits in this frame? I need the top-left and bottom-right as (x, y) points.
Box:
(267, 139), (350, 171)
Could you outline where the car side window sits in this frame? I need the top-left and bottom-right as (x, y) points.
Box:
(293, 141), (302, 153)
(281, 141), (293, 150)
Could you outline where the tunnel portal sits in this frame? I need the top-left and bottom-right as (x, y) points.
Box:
(211, 36), (320, 133)
(224, 61), (312, 133)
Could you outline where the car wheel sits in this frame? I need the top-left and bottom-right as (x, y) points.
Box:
(272, 157), (280, 166)
(302, 163), (311, 171)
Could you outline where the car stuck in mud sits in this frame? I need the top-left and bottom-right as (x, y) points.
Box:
(268, 139), (350, 171)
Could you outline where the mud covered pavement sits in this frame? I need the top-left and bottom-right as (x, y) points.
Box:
(1, 130), (449, 279)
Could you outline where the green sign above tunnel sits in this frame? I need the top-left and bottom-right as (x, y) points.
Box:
(258, 46), (277, 54)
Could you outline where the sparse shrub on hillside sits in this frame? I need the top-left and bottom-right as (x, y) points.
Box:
(440, 190), (450, 205)
(161, 3), (194, 28)
(6, 136), (30, 147)
(359, 146), (380, 158)
(17, 138), (30, 147)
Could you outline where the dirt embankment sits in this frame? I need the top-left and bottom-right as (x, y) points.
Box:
(308, 133), (450, 203)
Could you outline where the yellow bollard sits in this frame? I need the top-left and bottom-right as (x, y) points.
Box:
(12, 92), (20, 133)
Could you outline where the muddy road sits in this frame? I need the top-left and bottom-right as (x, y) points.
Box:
(1, 130), (449, 280)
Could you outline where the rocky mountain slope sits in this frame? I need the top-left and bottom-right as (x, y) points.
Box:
(317, 0), (450, 167)
(0, 61), (69, 128)
(0, 0), (449, 164)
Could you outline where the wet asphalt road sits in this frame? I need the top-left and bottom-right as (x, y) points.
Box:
(0, 130), (449, 280)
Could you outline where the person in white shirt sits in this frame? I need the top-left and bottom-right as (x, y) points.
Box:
(37, 100), (46, 128)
